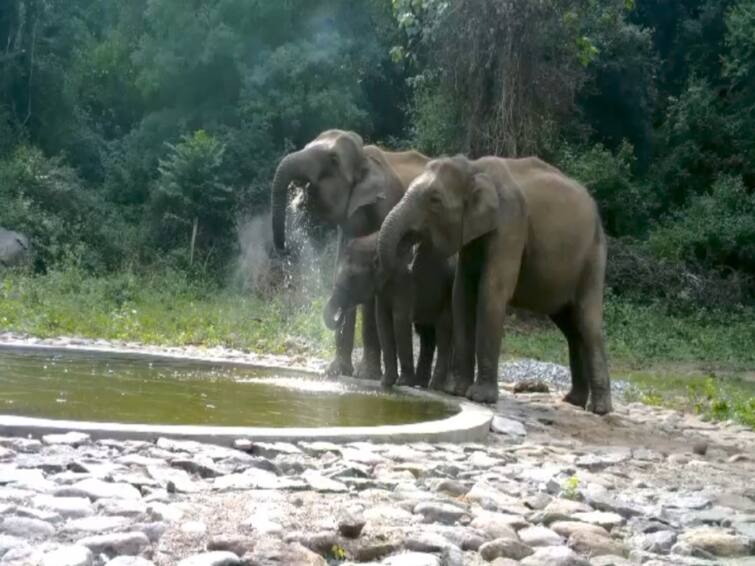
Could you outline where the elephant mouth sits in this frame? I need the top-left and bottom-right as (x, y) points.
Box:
(324, 298), (355, 331)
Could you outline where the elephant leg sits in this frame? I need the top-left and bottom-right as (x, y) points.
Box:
(445, 256), (477, 397)
(355, 300), (382, 381)
(326, 308), (355, 377)
(393, 312), (415, 386)
(574, 293), (612, 415)
(466, 249), (520, 405)
(550, 306), (589, 408)
(429, 307), (452, 391)
(413, 324), (435, 387)
(376, 296), (398, 388)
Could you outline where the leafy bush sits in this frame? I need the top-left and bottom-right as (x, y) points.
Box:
(558, 141), (653, 237)
(0, 146), (130, 272)
(606, 237), (753, 312)
(647, 174), (755, 275)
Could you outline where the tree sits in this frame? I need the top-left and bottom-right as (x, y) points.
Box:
(154, 130), (233, 267)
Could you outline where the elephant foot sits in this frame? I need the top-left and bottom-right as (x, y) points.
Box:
(381, 372), (398, 389)
(396, 372), (420, 387)
(414, 368), (432, 388)
(587, 391), (613, 415)
(466, 381), (499, 404)
(355, 358), (382, 381)
(428, 373), (446, 391)
(442, 374), (470, 397)
(325, 358), (353, 378)
(562, 388), (589, 408)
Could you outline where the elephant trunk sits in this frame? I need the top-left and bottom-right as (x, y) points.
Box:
(377, 193), (420, 278)
(271, 150), (315, 253)
(322, 295), (345, 331)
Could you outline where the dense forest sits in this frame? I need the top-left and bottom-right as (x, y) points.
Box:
(1, 0), (753, 311)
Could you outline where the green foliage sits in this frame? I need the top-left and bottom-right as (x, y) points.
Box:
(561, 475), (581, 500)
(558, 141), (652, 236)
(647, 175), (755, 273)
(152, 130), (234, 269)
(0, 146), (130, 272)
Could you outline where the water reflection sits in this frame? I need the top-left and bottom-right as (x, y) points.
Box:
(0, 347), (455, 427)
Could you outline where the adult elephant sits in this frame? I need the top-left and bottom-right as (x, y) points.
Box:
(271, 129), (429, 378)
(377, 155), (612, 414)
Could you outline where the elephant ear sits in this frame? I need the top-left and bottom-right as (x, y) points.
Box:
(461, 173), (500, 246)
(346, 156), (386, 218)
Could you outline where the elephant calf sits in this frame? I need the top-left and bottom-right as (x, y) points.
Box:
(323, 233), (455, 390)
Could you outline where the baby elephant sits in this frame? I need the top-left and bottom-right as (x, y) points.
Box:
(322, 233), (454, 389)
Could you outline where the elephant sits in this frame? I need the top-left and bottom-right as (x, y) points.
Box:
(271, 129), (429, 379)
(377, 155), (612, 414)
(322, 233), (455, 390)
(0, 228), (30, 268)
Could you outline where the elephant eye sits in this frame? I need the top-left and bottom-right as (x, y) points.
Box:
(329, 152), (340, 168)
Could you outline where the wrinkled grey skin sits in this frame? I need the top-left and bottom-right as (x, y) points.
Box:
(271, 129), (429, 380)
(323, 234), (455, 390)
(378, 155), (612, 414)
(0, 228), (30, 268)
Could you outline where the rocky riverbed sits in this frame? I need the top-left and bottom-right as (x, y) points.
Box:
(0, 335), (754, 565)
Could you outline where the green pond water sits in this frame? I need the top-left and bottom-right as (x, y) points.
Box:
(0, 347), (455, 427)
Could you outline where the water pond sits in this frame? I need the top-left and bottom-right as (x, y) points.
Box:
(0, 347), (456, 427)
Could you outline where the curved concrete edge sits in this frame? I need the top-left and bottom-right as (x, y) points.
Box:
(0, 401), (492, 446)
(0, 343), (494, 445)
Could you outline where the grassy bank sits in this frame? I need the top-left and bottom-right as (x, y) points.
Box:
(1, 268), (753, 425)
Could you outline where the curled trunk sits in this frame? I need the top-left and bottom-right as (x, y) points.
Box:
(377, 195), (420, 278)
(270, 150), (314, 253)
(322, 296), (344, 331)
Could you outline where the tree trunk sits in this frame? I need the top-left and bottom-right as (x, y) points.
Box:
(190, 217), (198, 265)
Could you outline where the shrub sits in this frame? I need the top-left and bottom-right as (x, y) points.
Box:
(558, 141), (653, 237)
(0, 146), (130, 272)
(647, 174), (755, 275)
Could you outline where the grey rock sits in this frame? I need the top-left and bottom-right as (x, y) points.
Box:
(434, 480), (470, 497)
(571, 511), (624, 529)
(62, 515), (131, 534)
(381, 552), (441, 566)
(541, 499), (592, 524)
(213, 468), (304, 491)
(661, 493), (711, 511)
(244, 539), (326, 565)
(491, 417), (527, 437)
(637, 530), (677, 554)
(77, 531), (150, 556)
(176, 552), (241, 566)
(170, 458), (225, 479)
(575, 449), (631, 471)
(550, 521), (610, 539)
(301, 469), (347, 493)
(0, 516), (56, 539)
(405, 532), (451, 553)
(96, 498), (148, 518)
(441, 545), (464, 566)
(105, 558), (156, 566)
(40, 545), (93, 566)
(0, 534), (26, 558)
(249, 442), (302, 458)
(132, 522), (167, 543)
(414, 502), (470, 525)
(479, 538), (534, 561)
(207, 535), (255, 557)
(520, 545), (590, 566)
(490, 560), (520, 566)
(33, 495), (94, 519)
(518, 525), (564, 547)
(678, 527), (751, 557)
(0, 544), (42, 566)
(471, 510), (528, 538)
(338, 512), (366, 538)
(0, 228), (30, 267)
(0, 438), (42, 454)
(42, 432), (90, 447)
(56, 479), (142, 501)
(588, 556), (634, 566)
(567, 531), (626, 557)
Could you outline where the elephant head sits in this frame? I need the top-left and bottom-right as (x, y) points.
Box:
(378, 156), (500, 274)
(322, 234), (380, 330)
(271, 129), (384, 253)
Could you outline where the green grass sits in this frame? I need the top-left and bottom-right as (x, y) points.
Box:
(620, 370), (755, 428)
(1, 267), (753, 426)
